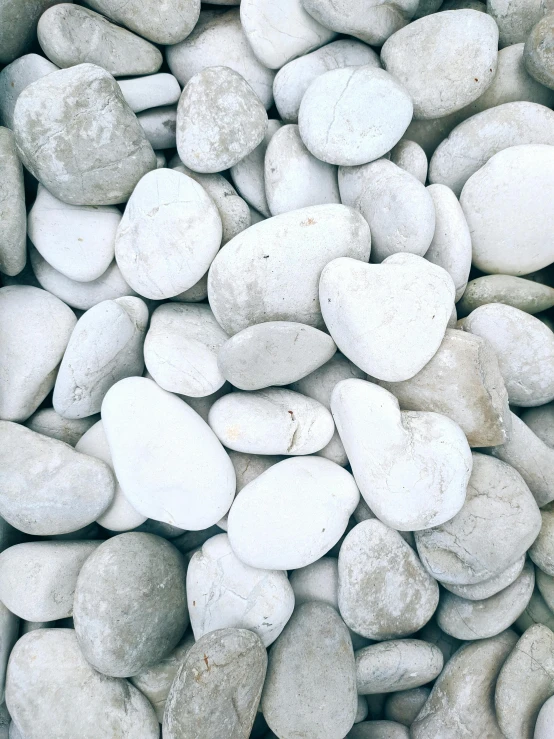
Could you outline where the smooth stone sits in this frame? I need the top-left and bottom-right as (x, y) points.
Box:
(187, 533), (294, 647)
(0, 54), (58, 129)
(228, 457), (359, 570)
(0, 0), (66, 64)
(25, 409), (97, 446)
(538, 569), (554, 612)
(0, 603), (19, 702)
(30, 250), (135, 310)
(13, 63), (155, 206)
(390, 139), (428, 184)
(415, 453), (542, 585)
(73, 533), (188, 677)
(461, 303), (554, 406)
(355, 697), (369, 724)
(83, 0), (200, 44)
(298, 66), (412, 166)
(495, 624), (554, 739)
(102, 377), (235, 529)
(53, 297), (147, 419)
(265, 124), (340, 216)
(488, 412), (554, 506)
(289, 557), (339, 610)
(384, 689), (431, 726)
(229, 120), (281, 217)
(375, 329), (511, 447)
(516, 588), (554, 632)
(137, 106), (176, 150)
(488, 0), (554, 46)
(0, 286), (76, 422)
(522, 402), (554, 448)
(176, 66), (267, 174)
(208, 388), (334, 456)
(208, 204), (370, 335)
(459, 275), (554, 316)
(320, 254), (454, 382)
(37, 4), (162, 76)
(339, 159), (435, 262)
(430, 102), (554, 197)
(28, 185), (119, 282)
(75, 420), (146, 531)
(144, 303), (227, 398)
(261, 602), (357, 739)
(0, 129), (26, 277)
(424, 184), (471, 301)
(167, 9), (274, 109)
(0, 541), (100, 622)
(535, 694), (554, 738)
(240, 0), (335, 69)
(338, 520), (439, 640)
(417, 617), (462, 663)
(442, 555), (526, 600)
(273, 39), (380, 123)
(0, 421), (114, 535)
(331, 380), (471, 531)
(381, 10), (498, 119)
(524, 12), (554, 88)
(118, 73), (180, 114)
(218, 321), (336, 391)
(130, 634), (194, 723)
(436, 559), (535, 640)
(355, 640), (443, 694)
(7, 629), (158, 738)
(411, 630), (518, 739)
(115, 168), (222, 300)
(348, 722), (410, 739)
(530, 503), (554, 575)
(172, 271), (208, 302)
(461, 144), (554, 275)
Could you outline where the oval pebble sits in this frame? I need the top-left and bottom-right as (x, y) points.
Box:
(458, 274), (554, 316)
(355, 640), (443, 694)
(390, 139), (428, 184)
(488, 0), (554, 46)
(441, 555), (526, 601)
(117, 73), (181, 114)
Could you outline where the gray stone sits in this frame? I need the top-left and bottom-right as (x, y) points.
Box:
(538, 569), (554, 613)
(0, 53), (58, 129)
(73, 533), (188, 678)
(0, 421), (114, 535)
(535, 695), (554, 739)
(415, 453), (541, 585)
(516, 588), (554, 632)
(417, 618), (462, 663)
(0, 0), (66, 64)
(289, 557), (339, 610)
(5, 629), (158, 738)
(348, 721), (410, 738)
(411, 631), (518, 739)
(136, 106), (176, 150)
(13, 64), (155, 205)
(529, 503), (554, 576)
(355, 640), (443, 694)
(488, 0), (554, 47)
(262, 602), (357, 739)
(384, 689), (430, 727)
(338, 520), (439, 640)
(164, 628), (267, 739)
(0, 603), (18, 703)
(390, 139), (428, 184)
(441, 556), (526, 601)
(37, 5), (162, 76)
(24, 409), (97, 447)
(521, 402), (554, 448)
(458, 274), (554, 316)
(176, 66), (267, 174)
(525, 12), (554, 88)
(0, 129), (26, 277)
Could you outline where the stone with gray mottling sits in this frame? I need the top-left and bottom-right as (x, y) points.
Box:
(137, 106), (176, 150)
(488, 0), (554, 47)
(521, 403), (554, 448)
(524, 12), (554, 89)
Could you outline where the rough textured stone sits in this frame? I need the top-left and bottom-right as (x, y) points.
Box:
(0, 128), (26, 277)
(355, 640), (443, 694)
(524, 12), (554, 89)
(488, 0), (554, 46)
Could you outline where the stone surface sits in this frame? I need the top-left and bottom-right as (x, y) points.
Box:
(355, 640), (443, 694)
(289, 557), (339, 610)
(101, 377), (236, 530)
(261, 602), (357, 739)
(164, 628), (267, 739)
(115, 167), (222, 300)
(521, 402), (554, 448)
(0, 0), (66, 64)
(25, 408), (97, 447)
(228, 457), (359, 570)
(535, 694), (554, 739)
(208, 204), (370, 335)
(349, 722), (410, 739)
(384, 689), (430, 726)
(338, 520), (439, 640)
(0, 128), (26, 277)
(118, 73), (180, 114)
(459, 274), (554, 316)
(524, 12), (554, 89)
(441, 556), (526, 601)
(6, 629), (159, 738)
(415, 453), (541, 585)
(538, 569), (554, 613)
(516, 588), (554, 632)
(136, 105), (176, 150)
(0, 602), (19, 703)
(298, 66), (413, 166)
(73, 533), (188, 678)
(529, 503), (554, 576)
(320, 254), (454, 382)
(487, 0), (554, 46)
(390, 139), (428, 184)
(0, 53), (58, 129)
(13, 64), (155, 205)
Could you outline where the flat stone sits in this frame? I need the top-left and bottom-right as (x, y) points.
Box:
(164, 628), (267, 739)
(218, 321), (336, 391)
(115, 168), (222, 300)
(25, 409), (97, 447)
(338, 520), (439, 640)
(411, 631), (518, 739)
(207, 204), (370, 335)
(0, 0), (66, 64)
(381, 10), (498, 119)
(390, 139), (428, 184)
(415, 453), (541, 585)
(228, 456), (359, 570)
(73, 533), (188, 678)
(136, 105), (176, 150)
(529, 503), (554, 576)
(37, 4), (162, 76)
(320, 254), (454, 382)
(441, 556), (526, 601)
(355, 640), (443, 694)
(176, 66), (267, 174)
(298, 66), (413, 166)
(0, 128), (26, 277)
(13, 63), (155, 205)
(261, 602), (357, 739)
(0, 53), (58, 129)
